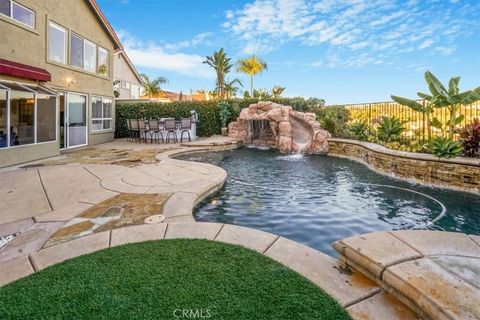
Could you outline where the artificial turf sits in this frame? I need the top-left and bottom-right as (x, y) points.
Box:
(0, 239), (351, 320)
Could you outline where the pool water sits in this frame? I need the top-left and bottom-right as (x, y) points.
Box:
(185, 148), (480, 256)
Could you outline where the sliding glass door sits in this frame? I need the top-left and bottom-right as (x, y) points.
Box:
(61, 93), (87, 149)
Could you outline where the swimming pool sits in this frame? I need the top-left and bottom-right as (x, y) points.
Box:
(182, 148), (480, 256)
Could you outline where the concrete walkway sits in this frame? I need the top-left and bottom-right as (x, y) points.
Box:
(1, 136), (475, 319)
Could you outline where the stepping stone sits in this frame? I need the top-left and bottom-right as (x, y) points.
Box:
(332, 231), (422, 279)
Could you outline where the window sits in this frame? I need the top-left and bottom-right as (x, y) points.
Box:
(36, 94), (56, 143)
(70, 34), (97, 73)
(70, 33), (84, 68)
(98, 47), (109, 76)
(9, 90), (35, 146)
(0, 81), (57, 148)
(130, 84), (140, 99)
(84, 39), (96, 72)
(92, 96), (112, 131)
(48, 22), (66, 64)
(0, 0), (35, 28)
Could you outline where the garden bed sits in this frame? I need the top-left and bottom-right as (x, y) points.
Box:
(328, 138), (480, 193)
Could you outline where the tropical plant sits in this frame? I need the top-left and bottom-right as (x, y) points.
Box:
(349, 121), (370, 141)
(272, 86), (285, 99)
(141, 74), (168, 99)
(203, 48), (233, 99)
(377, 116), (406, 142)
(429, 136), (462, 158)
(253, 88), (272, 100)
(243, 90), (251, 99)
(218, 101), (232, 128)
(236, 55), (267, 96)
(391, 93), (437, 141)
(223, 79), (243, 99)
(459, 118), (480, 158)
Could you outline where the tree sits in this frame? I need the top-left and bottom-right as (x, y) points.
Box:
(223, 79), (243, 99)
(203, 48), (233, 99)
(236, 55), (267, 97)
(392, 71), (480, 139)
(141, 74), (168, 99)
(272, 85), (285, 99)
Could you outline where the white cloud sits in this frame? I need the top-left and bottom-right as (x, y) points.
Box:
(118, 31), (214, 79)
(224, 0), (478, 67)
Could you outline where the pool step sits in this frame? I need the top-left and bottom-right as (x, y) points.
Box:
(333, 230), (480, 320)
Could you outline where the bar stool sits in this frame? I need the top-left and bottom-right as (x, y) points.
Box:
(165, 119), (178, 143)
(180, 118), (192, 142)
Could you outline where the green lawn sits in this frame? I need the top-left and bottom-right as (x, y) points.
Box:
(0, 239), (351, 320)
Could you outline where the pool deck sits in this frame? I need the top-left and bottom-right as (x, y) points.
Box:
(0, 136), (478, 319)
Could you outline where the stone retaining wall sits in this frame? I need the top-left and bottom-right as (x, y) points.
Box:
(328, 139), (480, 194)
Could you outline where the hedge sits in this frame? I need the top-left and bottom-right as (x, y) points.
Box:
(115, 98), (330, 138)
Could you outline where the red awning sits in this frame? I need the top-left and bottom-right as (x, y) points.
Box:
(0, 58), (51, 82)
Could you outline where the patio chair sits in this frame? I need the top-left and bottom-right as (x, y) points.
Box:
(180, 118), (192, 142)
(129, 119), (140, 142)
(148, 119), (164, 143)
(165, 119), (178, 143)
(138, 119), (149, 143)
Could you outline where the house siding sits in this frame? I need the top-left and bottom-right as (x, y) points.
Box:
(0, 0), (117, 167)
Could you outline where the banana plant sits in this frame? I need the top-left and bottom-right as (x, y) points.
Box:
(424, 71), (480, 139)
(391, 93), (437, 141)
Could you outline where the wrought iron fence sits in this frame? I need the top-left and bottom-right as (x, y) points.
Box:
(333, 100), (480, 142)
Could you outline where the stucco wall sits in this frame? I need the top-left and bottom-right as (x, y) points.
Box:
(328, 138), (480, 194)
(0, 0), (117, 167)
(113, 53), (143, 99)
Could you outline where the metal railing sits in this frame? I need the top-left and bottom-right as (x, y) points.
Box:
(330, 100), (480, 142)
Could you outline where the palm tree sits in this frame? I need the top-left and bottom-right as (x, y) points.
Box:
(236, 55), (267, 97)
(271, 85), (285, 99)
(223, 79), (243, 99)
(202, 48), (233, 99)
(141, 74), (168, 99)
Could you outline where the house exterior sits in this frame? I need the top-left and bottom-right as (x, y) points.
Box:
(113, 50), (145, 99)
(0, 0), (122, 167)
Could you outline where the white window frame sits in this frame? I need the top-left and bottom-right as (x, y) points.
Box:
(0, 81), (58, 149)
(91, 96), (113, 132)
(98, 46), (109, 76)
(83, 39), (97, 73)
(48, 21), (67, 64)
(0, 0), (35, 29)
(70, 32), (84, 69)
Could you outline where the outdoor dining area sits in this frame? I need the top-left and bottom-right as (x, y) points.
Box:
(125, 116), (198, 144)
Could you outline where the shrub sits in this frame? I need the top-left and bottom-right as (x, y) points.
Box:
(459, 118), (480, 158)
(115, 97), (327, 138)
(349, 121), (370, 141)
(115, 101), (221, 138)
(429, 136), (462, 158)
(377, 116), (406, 142)
(218, 101), (232, 127)
(316, 106), (350, 137)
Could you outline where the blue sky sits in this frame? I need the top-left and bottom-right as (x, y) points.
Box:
(97, 0), (480, 104)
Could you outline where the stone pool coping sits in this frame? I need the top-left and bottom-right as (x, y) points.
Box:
(333, 230), (480, 320)
(328, 138), (480, 194)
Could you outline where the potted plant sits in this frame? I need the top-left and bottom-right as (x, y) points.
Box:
(218, 102), (231, 136)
